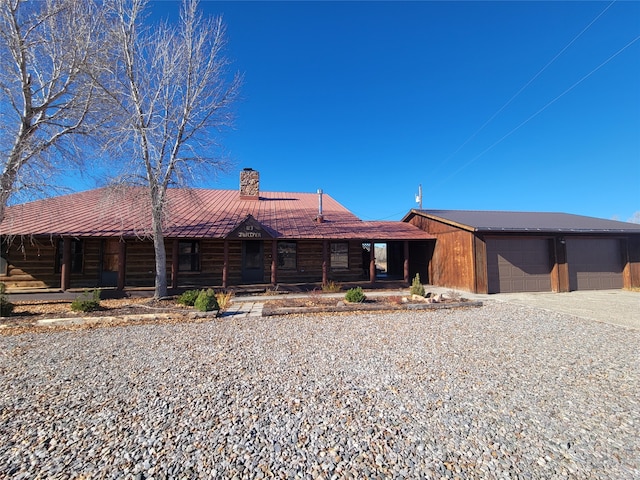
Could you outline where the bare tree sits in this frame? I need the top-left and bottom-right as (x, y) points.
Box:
(105, 0), (241, 298)
(0, 0), (107, 224)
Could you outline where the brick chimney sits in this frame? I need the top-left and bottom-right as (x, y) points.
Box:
(239, 168), (259, 200)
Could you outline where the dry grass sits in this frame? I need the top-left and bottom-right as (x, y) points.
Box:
(215, 292), (234, 311)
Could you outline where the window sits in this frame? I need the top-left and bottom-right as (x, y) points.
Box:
(277, 241), (297, 270)
(331, 242), (349, 270)
(179, 241), (200, 272)
(55, 239), (84, 273)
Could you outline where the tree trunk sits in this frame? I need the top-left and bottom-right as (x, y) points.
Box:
(152, 209), (168, 299)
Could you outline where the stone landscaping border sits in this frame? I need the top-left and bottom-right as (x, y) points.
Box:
(1, 310), (219, 330)
(262, 300), (483, 317)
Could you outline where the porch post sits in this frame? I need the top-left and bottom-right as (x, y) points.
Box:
(61, 237), (71, 291)
(222, 239), (229, 288)
(404, 241), (410, 284)
(369, 240), (376, 284)
(271, 240), (278, 285)
(322, 240), (329, 285)
(171, 239), (179, 290)
(117, 240), (126, 291)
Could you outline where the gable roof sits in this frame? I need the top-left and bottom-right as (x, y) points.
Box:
(403, 209), (640, 234)
(0, 187), (434, 241)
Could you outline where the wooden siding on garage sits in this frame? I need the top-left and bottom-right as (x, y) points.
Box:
(565, 238), (623, 291)
(485, 237), (553, 294)
(623, 236), (640, 289)
(408, 215), (476, 291)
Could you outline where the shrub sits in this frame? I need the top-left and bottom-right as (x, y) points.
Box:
(71, 289), (101, 313)
(410, 273), (425, 297)
(215, 291), (233, 312)
(194, 288), (219, 312)
(322, 280), (341, 293)
(177, 289), (200, 306)
(0, 283), (14, 316)
(447, 290), (463, 302)
(0, 298), (13, 316)
(345, 287), (366, 303)
(307, 288), (323, 305)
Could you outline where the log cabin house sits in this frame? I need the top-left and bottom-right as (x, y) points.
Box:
(0, 169), (434, 292)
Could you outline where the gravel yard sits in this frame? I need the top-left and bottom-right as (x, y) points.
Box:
(0, 303), (638, 479)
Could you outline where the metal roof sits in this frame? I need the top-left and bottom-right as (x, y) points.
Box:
(0, 188), (434, 241)
(405, 209), (640, 234)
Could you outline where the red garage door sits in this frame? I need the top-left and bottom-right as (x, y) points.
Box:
(566, 238), (623, 291)
(486, 238), (552, 293)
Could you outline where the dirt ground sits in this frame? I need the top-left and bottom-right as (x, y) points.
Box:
(264, 296), (407, 309)
(0, 298), (196, 335)
(2, 291), (468, 335)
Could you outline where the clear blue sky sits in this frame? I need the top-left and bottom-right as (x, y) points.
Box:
(139, 1), (640, 222)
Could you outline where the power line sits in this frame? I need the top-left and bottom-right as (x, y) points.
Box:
(434, 33), (640, 187)
(436, 1), (617, 170)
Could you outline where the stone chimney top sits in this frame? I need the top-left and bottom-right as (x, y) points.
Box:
(240, 168), (259, 200)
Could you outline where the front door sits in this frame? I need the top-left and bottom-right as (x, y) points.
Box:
(242, 241), (264, 283)
(100, 239), (119, 287)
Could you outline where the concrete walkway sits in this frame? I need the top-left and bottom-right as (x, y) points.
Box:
(220, 301), (264, 318)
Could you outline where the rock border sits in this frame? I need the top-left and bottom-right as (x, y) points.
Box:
(1, 310), (219, 330)
(261, 300), (483, 317)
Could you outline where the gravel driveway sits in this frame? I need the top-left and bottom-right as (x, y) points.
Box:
(1, 303), (638, 479)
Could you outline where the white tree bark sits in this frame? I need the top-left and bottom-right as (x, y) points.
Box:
(105, 0), (241, 298)
(0, 0), (108, 224)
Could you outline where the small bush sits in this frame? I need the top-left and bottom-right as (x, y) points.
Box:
(446, 290), (460, 301)
(194, 288), (219, 312)
(0, 283), (13, 316)
(322, 281), (341, 293)
(177, 289), (200, 306)
(215, 291), (233, 312)
(307, 288), (323, 305)
(410, 273), (425, 297)
(345, 287), (366, 303)
(0, 300), (14, 316)
(71, 289), (101, 313)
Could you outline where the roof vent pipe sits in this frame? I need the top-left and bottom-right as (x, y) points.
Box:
(316, 188), (324, 223)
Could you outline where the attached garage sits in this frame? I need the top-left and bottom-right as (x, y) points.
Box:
(486, 238), (552, 293)
(566, 238), (623, 291)
(403, 209), (640, 294)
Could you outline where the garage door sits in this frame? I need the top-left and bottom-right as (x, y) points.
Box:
(486, 238), (552, 293)
(566, 238), (623, 291)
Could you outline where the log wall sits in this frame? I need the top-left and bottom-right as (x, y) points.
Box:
(1, 237), (58, 289)
(1, 236), (378, 291)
